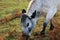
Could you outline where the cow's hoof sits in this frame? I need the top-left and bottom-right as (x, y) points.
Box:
(50, 26), (54, 31)
(40, 31), (45, 36)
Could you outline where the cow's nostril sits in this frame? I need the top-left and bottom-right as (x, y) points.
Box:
(22, 32), (29, 40)
(22, 32), (26, 36)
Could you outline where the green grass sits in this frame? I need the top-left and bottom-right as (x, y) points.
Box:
(0, 0), (29, 18)
(0, 0), (29, 40)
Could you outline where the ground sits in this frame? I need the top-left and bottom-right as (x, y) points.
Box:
(0, 0), (60, 40)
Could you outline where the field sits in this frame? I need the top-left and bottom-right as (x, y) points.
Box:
(0, 0), (60, 40)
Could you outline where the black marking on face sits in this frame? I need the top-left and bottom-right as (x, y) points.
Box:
(21, 14), (31, 23)
(31, 10), (36, 18)
(27, 23), (29, 27)
(28, 28), (32, 32)
(21, 14), (27, 23)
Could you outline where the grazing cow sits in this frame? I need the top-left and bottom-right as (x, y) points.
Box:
(21, 0), (60, 36)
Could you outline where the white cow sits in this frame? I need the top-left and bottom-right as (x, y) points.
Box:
(21, 0), (60, 36)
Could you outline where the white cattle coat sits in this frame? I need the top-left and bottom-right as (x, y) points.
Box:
(26, 0), (60, 23)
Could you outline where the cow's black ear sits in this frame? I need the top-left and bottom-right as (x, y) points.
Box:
(31, 10), (36, 18)
(22, 9), (26, 13)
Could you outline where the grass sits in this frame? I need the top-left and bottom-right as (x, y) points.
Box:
(0, 0), (29, 40)
(0, 0), (60, 40)
(0, 0), (29, 18)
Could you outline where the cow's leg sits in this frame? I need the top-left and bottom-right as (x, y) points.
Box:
(40, 7), (57, 35)
(50, 19), (54, 31)
(40, 21), (48, 35)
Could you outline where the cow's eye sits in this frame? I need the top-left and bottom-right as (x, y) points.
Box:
(27, 23), (29, 27)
